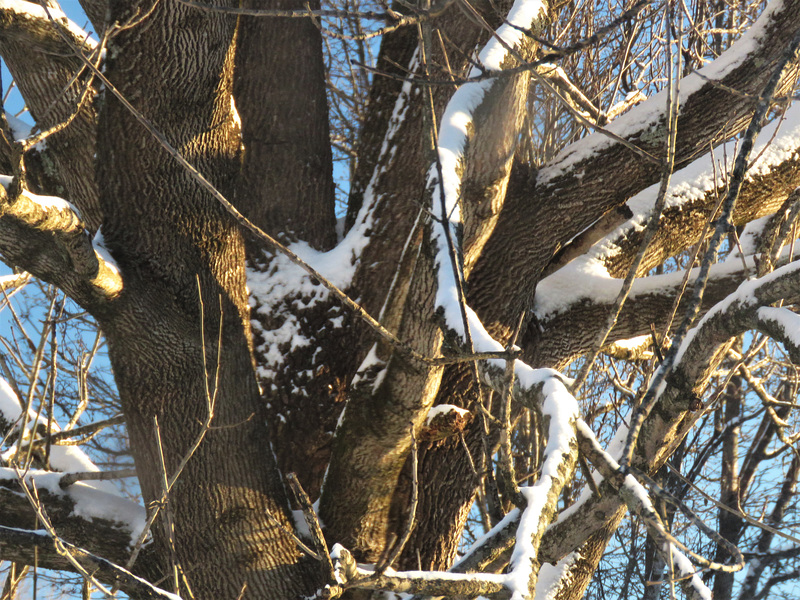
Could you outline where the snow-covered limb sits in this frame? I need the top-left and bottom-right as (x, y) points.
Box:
(537, 0), (799, 192)
(530, 258), (800, 589)
(575, 424), (726, 600)
(756, 306), (800, 363)
(448, 255), (800, 588)
(0, 377), (146, 554)
(533, 246), (800, 367)
(0, 179), (122, 306)
(617, 476), (715, 600)
(0, 1), (96, 48)
(324, 354), (578, 599)
(470, 0), (800, 341)
(585, 101), (799, 282)
(607, 259), (800, 475)
(0, 467), (145, 544)
(0, 526), (176, 600)
(536, 98), (800, 319)
(330, 543), (509, 598)
(505, 378), (578, 599)
(430, 0), (549, 336)
(0, 0), (103, 231)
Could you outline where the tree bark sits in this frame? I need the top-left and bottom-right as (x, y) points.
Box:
(94, 2), (319, 597)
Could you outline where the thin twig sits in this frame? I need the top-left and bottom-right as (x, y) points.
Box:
(620, 28), (800, 470)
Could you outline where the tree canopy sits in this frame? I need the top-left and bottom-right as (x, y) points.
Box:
(0, 1), (799, 599)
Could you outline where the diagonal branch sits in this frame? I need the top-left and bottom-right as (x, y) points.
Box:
(0, 180), (122, 309)
(0, 0), (102, 228)
(470, 0), (800, 342)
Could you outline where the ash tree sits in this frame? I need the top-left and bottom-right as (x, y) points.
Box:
(0, 0), (800, 599)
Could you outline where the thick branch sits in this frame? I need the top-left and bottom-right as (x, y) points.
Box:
(469, 0), (800, 341)
(601, 105), (800, 278)
(0, 470), (145, 569)
(0, 181), (122, 308)
(0, 527), (169, 599)
(455, 261), (800, 588)
(530, 255), (759, 367)
(0, 1), (101, 228)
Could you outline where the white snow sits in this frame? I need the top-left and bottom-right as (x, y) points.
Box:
(0, 1), (97, 48)
(506, 377), (578, 599)
(429, 0), (546, 341)
(0, 175), (82, 216)
(738, 215), (772, 255)
(0, 378), (145, 544)
(669, 545), (713, 600)
(536, 0), (787, 187)
(535, 250), (753, 319)
(93, 228), (120, 276)
(551, 418), (628, 524)
(673, 259), (800, 368)
(425, 404), (471, 424)
(0, 466), (145, 543)
(533, 552), (579, 600)
(453, 506), (522, 570)
(248, 54), (418, 385)
(534, 98), (800, 319)
(606, 334), (650, 350)
(757, 306), (800, 346)
(350, 343), (387, 389)
(3, 112), (32, 142)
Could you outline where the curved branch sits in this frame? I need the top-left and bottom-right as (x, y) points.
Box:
(455, 261), (800, 586)
(0, 1), (101, 229)
(469, 0), (800, 339)
(0, 180), (122, 309)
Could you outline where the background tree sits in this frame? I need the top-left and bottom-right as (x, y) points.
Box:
(0, 0), (799, 599)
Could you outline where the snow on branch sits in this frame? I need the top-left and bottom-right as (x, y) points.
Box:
(315, 352), (579, 598)
(0, 177), (122, 306)
(756, 306), (800, 363)
(0, 1), (96, 49)
(671, 260), (800, 370)
(429, 0), (548, 340)
(0, 377), (145, 547)
(537, 0), (799, 189)
(535, 100), (800, 320)
(449, 262), (800, 593)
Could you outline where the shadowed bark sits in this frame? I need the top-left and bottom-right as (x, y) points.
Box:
(1, 1), (800, 599)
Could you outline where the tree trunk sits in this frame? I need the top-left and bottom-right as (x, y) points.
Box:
(94, 2), (319, 597)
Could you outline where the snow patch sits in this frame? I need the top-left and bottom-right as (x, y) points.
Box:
(0, 1), (97, 48)
(425, 404), (470, 425)
(758, 306), (800, 347)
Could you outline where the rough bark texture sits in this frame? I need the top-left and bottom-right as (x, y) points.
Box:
(93, 2), (318, 597)
(392, 2), (800, 570)
(234, 0), (337, 251)
(1, 1), (800, 599)
(0, 4), (101, 229)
